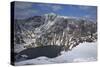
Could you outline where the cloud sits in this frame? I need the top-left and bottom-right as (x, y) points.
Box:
(78, 5), (97, 11)
(51, 5), (62, 11)
(14, 2), (39, 19)
(15, 2), (33, 9)
(38, 4), (63, 11)
(79, 6), (91, 10)
(14, 2), (64, 19)
(77, 6), (97, 20)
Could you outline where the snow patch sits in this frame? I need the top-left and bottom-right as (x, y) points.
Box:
(15, 42), (97, 65)
(73, 57), (96, 62)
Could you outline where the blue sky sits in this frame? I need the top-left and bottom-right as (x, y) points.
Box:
(14, 1), (97, 20)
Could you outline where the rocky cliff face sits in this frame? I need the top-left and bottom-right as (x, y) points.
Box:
(14, 13), (97, 53)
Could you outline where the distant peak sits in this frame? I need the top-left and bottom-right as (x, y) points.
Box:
(44, 12), (57, 16)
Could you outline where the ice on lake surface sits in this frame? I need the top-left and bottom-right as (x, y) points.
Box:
(15, 42), (97, 65)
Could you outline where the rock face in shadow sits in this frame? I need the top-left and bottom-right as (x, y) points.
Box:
(15, 45), (64, 62)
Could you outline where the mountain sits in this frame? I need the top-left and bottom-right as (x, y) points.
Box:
(13, 13), (97, 53)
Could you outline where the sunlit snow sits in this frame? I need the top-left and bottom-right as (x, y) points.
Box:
(15, 42), (97, 65)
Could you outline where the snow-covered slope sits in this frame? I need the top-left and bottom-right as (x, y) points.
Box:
(15, 42), (97, 65)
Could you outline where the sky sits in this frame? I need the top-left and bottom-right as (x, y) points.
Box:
(14, 1), (97, 20)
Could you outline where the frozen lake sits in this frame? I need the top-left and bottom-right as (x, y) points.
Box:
(15, 42), (97, 65)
